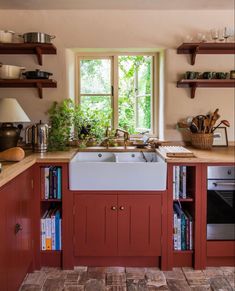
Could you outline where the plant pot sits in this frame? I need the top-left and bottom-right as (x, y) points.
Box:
(191, 133), (213, 150)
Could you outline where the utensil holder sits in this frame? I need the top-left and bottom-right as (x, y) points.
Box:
(191, 133), (213, 150)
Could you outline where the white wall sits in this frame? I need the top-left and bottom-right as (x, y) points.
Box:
(0, 9), (234, 141)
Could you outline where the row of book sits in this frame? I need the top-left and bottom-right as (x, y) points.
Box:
(173, 166), (188, 199)
(41, 208), (62, 251)
(173, 202), (193, 251)
(42, 166), (62, 200)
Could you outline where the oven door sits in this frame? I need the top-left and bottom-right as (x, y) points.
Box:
(207, 180), (235, 240)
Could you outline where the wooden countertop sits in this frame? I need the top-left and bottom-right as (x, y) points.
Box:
(156, 146), (235, 163)
(0, 146), (234, 188)
(0, 149), (77, 188)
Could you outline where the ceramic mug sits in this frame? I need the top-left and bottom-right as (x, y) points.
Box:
(185, 71), (200, 80)
(215, 72), (229, 79)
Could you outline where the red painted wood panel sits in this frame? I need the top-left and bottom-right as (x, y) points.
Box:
(6, 179), (22, 291)
(73, 194), (118, 256)
(207, 241), (235, 257)
(0, 185), (8, 291)
(0, 168), (34, 291)
(118, 194), (162, 256)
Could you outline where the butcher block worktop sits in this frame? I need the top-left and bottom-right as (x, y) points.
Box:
(0, 146), (234, 188)
(157, 146), (235, 163)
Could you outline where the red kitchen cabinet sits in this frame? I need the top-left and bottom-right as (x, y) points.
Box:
(118, 194), (161, 256)
(0, 184), (7, 291)
(0, 167), (34, 291)
(72, 192), (162, 261)
(74, 194), (118, 256)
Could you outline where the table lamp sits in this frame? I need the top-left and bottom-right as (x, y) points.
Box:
(0, 98), (30, 151)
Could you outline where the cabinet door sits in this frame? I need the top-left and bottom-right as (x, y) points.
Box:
(6, 180), (22, 291)
(118, 194), (162, 256)
(18, 169), (34, 278)
(3, 168), (34, 291)
(0, 186), (7, 291)
(73, 194), (118, 256)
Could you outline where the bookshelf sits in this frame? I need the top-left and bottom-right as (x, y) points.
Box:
(35, 163), (67, 268)
(167, 163), (201, 269)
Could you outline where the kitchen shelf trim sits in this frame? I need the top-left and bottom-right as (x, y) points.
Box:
(0, 79), (57, 98)
(0, 43), (57, 65)
(177, 79), (235, 98)
(177, 42), (235, 65)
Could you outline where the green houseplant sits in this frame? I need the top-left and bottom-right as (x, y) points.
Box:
(47, 99), (111, 150)
(73, 104), (111, 147)
(47, 99), (74, 151)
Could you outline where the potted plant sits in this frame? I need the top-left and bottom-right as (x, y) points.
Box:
(47, 99), (74, 151)
(73, 105), (111, 147)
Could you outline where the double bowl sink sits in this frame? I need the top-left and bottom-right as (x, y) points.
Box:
(69, 151), (167, 191)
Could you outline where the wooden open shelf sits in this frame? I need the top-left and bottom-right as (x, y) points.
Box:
(177, 42), (235, 65)
(0, 79), (57, 98)
(0, 43), (57, 65)
(177, 79), (235, 98)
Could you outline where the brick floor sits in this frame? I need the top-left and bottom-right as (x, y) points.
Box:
(19, 266), (235, 291)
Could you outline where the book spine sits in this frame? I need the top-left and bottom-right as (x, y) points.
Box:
(177, 217), (181, 250)
(175, 166), (180, 199)
(189, 220), (193, 250)
(44, 167), (50, 200)
(41, 218), (46, 251)
(49, 167), (53, 199)
(173, 212), (178, 250)
(51, 214), (56, 250)
(186, 214), (190, 250)
(59, 219), (62, 250)
(173, 167), (176, 199)
(181, 214), (187, 251)
(45, 216), (52, 250)
(53, 167), (57, 199)
(57, 168), (62, 200)
(182, 166), (187, 198)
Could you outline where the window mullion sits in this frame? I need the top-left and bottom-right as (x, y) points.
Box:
(113, 55), (119, 129)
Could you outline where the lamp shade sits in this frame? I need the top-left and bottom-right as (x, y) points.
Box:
(0, 98), (30, 123)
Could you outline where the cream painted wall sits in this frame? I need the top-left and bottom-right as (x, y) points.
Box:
(0, 9), (234, 141)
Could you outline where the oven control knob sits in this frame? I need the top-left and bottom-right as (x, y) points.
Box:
(227, 169), (232, 175)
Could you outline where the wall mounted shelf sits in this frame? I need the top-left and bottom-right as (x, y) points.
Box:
(0, 43), (57, 65)
(177, 79), (235, 98)
(177, 42), (235, 65)
(0, 79), (57, 98)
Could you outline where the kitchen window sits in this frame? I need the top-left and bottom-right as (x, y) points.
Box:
(76, 53), (159, 135)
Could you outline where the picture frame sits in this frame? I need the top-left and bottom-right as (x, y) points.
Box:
(212, 127), (228, 147)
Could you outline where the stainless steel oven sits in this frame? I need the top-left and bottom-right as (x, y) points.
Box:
(207, 166), (235, 240)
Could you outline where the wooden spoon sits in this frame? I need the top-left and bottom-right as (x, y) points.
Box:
(0, 147), (25, 162)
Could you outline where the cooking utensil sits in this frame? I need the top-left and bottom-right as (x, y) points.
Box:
(208, 108), (220, 132)
(25, 120), (49, 153)
(0, 30), (15, 43)
(203, 117), (211, 133)
(19, 32), (56, 44)
(22, 69), (53, 79)
(0, 147), (25, 161)
(0, 64), (25, 79)
(212, 120), (230, 132)
(190, 122), (199, 133)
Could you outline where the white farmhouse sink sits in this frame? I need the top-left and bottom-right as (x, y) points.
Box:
(69, 152), (167, 191)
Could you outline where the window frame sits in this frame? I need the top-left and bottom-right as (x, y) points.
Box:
(76, 52), (159, 136)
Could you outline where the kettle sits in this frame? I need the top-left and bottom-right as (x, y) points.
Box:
(25, 120), (49, 152)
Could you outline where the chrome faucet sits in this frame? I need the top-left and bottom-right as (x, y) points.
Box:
(115, 128), (130, 149)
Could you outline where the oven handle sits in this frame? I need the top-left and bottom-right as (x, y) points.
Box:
(213, 182), (235, 187)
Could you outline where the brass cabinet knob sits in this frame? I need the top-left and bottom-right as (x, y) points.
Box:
(119, 206), (125, 210)
(111, 206), (116, 211)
